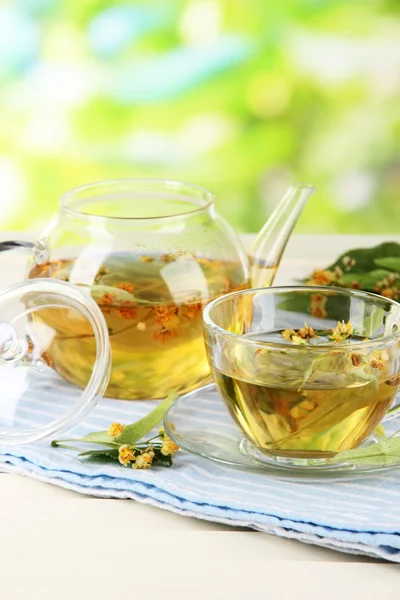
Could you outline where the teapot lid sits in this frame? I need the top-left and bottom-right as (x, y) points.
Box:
(0, 278), (110, 445)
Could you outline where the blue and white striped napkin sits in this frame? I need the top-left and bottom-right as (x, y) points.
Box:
(1, 369), (400, 562)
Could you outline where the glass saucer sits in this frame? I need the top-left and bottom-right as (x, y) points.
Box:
(163, 384), (400, 481)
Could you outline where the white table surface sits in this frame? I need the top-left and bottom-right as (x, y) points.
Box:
(1, 233), (400, 599)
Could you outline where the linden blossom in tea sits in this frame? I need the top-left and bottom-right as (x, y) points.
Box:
(29, 251), (247, 399)
(204, 287), (400, 460)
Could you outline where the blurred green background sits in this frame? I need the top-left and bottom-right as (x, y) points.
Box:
(0, 0), (399, 234)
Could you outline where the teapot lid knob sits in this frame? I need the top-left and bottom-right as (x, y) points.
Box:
(0, 322), (29, 362)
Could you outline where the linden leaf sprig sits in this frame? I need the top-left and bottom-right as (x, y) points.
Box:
(51, 392), (179, 469)
(304, 241), (400, 301)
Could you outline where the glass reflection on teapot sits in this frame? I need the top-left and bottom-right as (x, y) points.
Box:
(0, 179), (314, 400)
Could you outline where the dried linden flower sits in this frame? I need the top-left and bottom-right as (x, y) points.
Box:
(101, 293), (115, 305)
(161, 440), (180, 456)
(329, 320), (353, 342)
(311, 306), (327, 319)
(342, 256), (356, 269)
(108, 422), (125, 438)
(141, 452), (153, 465)
(351, 353), (363, 367)
(117, 303), (137, 320)
(333, 266), (343, 279)
(178, 303), (202, 320)
(310, 293), (328, 319)
(153, 329), (178, 342)
(369, 351), (385, 370)
(297, 323), (317, 339)
(161, 254), (175, 263)
(339, 321), (353, 335)
(155, 305), (178, 326)
(310, 293), (326, 304)
(281, 329), (296, 340)
(281, 324), (316, 345)
(133, 454), (152, 469)
(118, 445), (135, 466)
(158, 422), (176, 438)
(117, 282), (134, 294)
(291, 335), (307, 346)
(307, 269), (336, 286)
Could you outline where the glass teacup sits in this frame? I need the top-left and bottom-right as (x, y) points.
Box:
(203, 286), (400, 460)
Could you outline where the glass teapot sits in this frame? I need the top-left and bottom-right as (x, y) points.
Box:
(0, 179), (314, 400)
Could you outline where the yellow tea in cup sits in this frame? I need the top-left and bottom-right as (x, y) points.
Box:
(204, 287), (400, 459)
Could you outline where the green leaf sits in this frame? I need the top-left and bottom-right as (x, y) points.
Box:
(52, 392), (178, 452)
(374, 257), (400, 272)
(81, 431), (118, 446)
(153, 449), (173, 466)
(116, 392), (178, 445)
(156, 456), (173, 467)
(78, 448), (122, 465)
(298, 363), (314, 389)
(363, 305), (386, 338)
(51, 436), (118, 448)
(333, 436), (400, 466)
(339, 269), (392, 290)
(78, 448), (120, 460)
(89, 284), (157, 305)
(326, 242), (400, 274)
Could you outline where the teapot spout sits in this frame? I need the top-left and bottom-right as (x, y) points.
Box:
(249, 183), (315, 287)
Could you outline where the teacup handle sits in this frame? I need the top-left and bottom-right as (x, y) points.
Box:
(0, 238), (50, 265)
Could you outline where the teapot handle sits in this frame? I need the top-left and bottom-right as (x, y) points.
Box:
(0, 237), (50, 265)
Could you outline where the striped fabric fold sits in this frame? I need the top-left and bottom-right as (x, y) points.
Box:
(0, 369), (399, 562)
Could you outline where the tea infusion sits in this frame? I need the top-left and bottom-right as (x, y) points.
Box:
(210, 328), (400, 457)
(29, 252), (246, 399)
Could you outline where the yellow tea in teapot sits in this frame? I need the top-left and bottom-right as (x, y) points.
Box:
(29, 252), (247, 399)
(248, 257), (277, 288)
